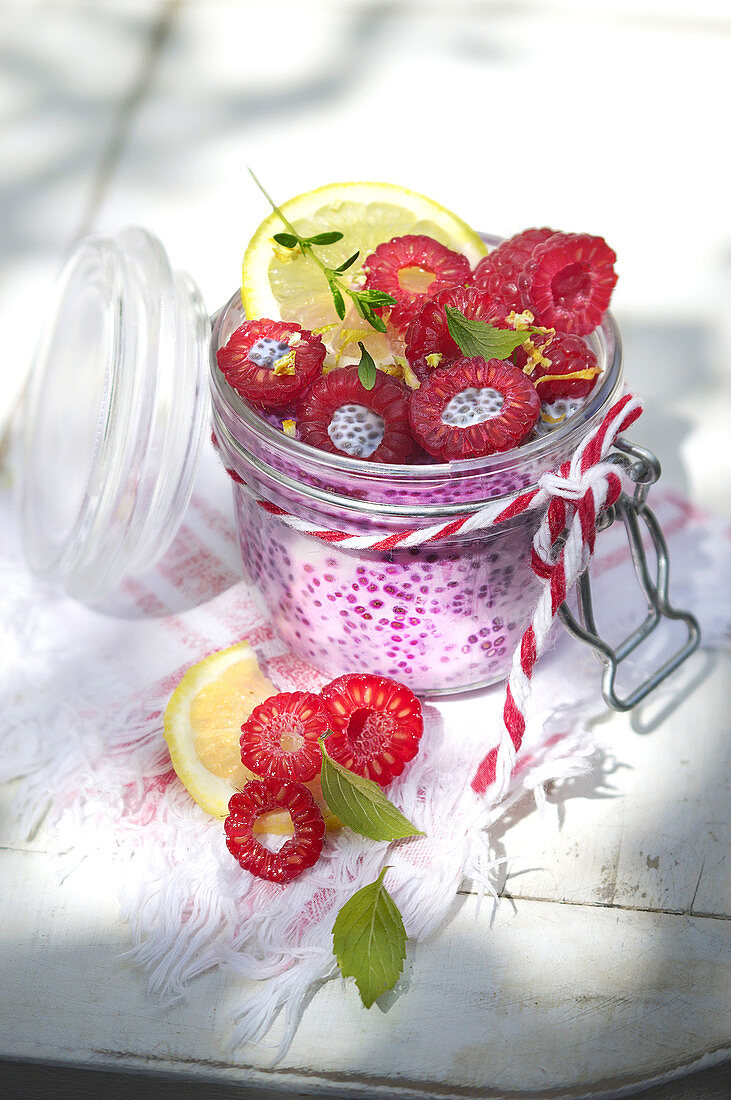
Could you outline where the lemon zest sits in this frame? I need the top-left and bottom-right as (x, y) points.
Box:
(522, 339), (554, 375)
(332, 327), (374, 366)
(506, 309), (535, 331)
(517, 326), (555, 376)
(337, 326), (372, 346)
(541, 409), (566, 424)
(502, 310), (556, 375)
(272, 241), (299, 264)
(379, 356), (419, 389)
(425, 352), (443, 369)
(534, 366), (601, 386)
(272, 350), (297, 376)
(402, 364), (421, 390)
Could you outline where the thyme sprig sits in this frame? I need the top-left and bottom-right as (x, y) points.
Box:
(248, 169), (395, 333)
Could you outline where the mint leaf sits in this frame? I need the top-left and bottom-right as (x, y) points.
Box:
(333, 867), (407, 1008)
(305, 231), (344, 246)
(320, 740), (423, 840)
(356, 342), (378, 392)
(445, 307), (530, 360)
(272, 232), (299, 248)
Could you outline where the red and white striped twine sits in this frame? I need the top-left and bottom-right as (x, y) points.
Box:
(225, 392), (643, 802)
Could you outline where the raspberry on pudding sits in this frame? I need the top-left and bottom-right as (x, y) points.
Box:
(405, 284), (508, 381)
(363, 234), (472, 333)
(513, 330), (601, 403)
(519, 232), (618, 335)
(472, 228), (553, 313)
(298, 365), (415, 463)
(409, 357), (541, 461)
(474, 227), (617, 336)
(217, 318), (325, 409)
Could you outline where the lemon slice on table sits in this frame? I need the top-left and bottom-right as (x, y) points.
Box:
(241, 181), (488, 367)
(163, 642), (338, 832)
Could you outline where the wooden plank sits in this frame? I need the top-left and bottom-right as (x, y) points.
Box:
(0, 843), (727, 1097)
(484, 651), (730, 918)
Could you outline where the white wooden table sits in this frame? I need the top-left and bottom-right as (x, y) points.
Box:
(1, 2), (729, 1096)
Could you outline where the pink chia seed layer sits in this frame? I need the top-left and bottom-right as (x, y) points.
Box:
(234, 488), (538, 693)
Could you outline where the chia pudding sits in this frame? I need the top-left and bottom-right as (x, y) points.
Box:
(210, 289), (623, 696)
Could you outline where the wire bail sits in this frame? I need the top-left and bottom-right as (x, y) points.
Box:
(557, 437), (701, 711)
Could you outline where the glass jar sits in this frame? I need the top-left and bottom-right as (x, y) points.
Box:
(209, 290), (624, 695)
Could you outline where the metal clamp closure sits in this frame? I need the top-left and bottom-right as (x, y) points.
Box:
(557, 438), (700, 711)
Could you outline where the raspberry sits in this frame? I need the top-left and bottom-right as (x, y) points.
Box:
(216, 318), (325, 410)
(224, 778), (325, 883)
(297, 365), (414, 463)
(363, 235), (472, 334)
(240, 691), (329, 783)
(320, 673), (423, 787)
(404, 285), (507, 380)
(518, 232), (617, 335)
(409, 357), (540, 461)
(472, 228), (553, 313)
(519, 332), (600, 403)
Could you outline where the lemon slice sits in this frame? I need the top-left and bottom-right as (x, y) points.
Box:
(163, 642), (338, 832)
(242, 181), (488, 368)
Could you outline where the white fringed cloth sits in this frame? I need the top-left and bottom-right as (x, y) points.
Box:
(1, 441), (729, 1058)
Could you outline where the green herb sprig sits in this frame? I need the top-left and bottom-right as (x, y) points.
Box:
(249, 169), (396, 333)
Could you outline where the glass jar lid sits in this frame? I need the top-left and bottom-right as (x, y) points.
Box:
(18, 227), (211, 602)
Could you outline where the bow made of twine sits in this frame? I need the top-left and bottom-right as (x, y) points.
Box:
(218, 392), (643, 802)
